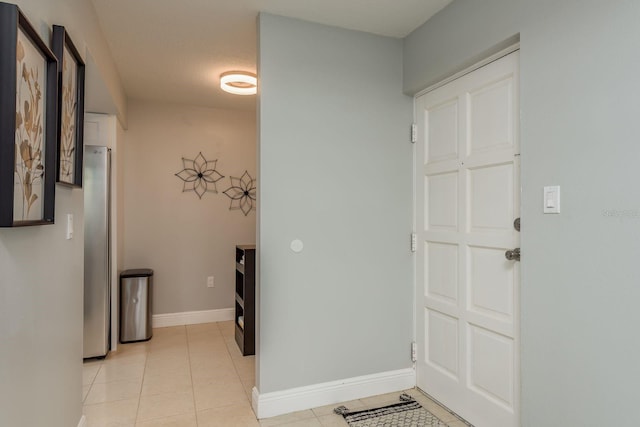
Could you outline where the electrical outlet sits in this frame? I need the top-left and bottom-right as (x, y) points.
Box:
(207, 276), (214, 288)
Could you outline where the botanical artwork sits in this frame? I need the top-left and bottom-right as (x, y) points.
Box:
(58, 44), (77, 184)
(223, 171), (256, 216)
(14, 28), (46, 221)
(175, 152), (224, 199)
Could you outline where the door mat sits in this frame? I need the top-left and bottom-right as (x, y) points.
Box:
(334, 393), (449, 427)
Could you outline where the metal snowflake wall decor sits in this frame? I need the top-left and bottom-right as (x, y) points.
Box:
(223, 171), (256, 216)
(175, 152), (224, 199)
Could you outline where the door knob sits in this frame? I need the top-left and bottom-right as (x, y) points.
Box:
(505, 248), (520, 261)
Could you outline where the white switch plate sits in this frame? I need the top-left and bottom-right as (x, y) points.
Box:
(543, 186), (560, 214)
(207, 276), (214, 288)
(66, 214), (73, 239)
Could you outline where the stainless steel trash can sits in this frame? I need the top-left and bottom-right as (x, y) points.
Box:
(120, 269), (153, 343)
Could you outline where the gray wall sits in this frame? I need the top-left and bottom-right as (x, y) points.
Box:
(257, 14), (413, 393)
(405, 1), (640, 425)
(0, 1), (123, 426)
(123, 101), (256, 314)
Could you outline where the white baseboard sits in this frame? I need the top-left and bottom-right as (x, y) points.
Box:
(252, 367), (416, 419)
(152, 308), (234, 328)
(77, 415), (87, 427)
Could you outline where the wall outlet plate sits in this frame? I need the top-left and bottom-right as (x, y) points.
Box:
(66, 214), (73, 240)
(207, 276), (214, 287)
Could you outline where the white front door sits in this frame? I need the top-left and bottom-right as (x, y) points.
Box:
(415, 51), (520, 427)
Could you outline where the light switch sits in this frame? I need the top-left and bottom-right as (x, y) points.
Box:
(543, 186), (560, 214)
(66, 214), (74, 239)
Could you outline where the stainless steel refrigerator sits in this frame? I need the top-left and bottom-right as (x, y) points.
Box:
(83, 146), (111, 359)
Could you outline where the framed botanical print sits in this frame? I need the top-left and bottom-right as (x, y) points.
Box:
(52, 25), (85, 187)
(0, 3), (58, 226)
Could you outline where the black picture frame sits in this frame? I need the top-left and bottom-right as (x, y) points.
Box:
(0, 2), (58, 226)
(52, 25), (84, 187)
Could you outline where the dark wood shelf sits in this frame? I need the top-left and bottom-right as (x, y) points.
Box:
(234, 245), (255, 356)
(236, 262), (244, 274)
(235, 293), (244, 308)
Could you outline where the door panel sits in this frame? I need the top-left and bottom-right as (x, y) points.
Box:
(469, 163), (514, 231)
(468, 325), (514, 406)
(427, 172), (458, 230)
(426, 99), (459, 163)
(416, 51), (520, 427)
(426, 242), (459, 304)
(468, 245), (514, 318)
(426, 309), (459, 378)
(468, 78), (514, 154)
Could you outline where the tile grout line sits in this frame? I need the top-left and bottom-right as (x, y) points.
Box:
(185, 324), (201, 426)
(218, 321), (261, 423)
(220, 321), (257, 414)
(82, 359), (104, 408)
(132, 333), (150, 424)
(221, 322), (245, 383)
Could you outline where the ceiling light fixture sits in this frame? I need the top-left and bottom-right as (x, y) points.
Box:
(220, 72), (257, 95)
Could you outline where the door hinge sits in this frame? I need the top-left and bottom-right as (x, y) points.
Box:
(411, 341), (417, 362)
(411, 124), (417, 143)
(410, 233), (417, 252)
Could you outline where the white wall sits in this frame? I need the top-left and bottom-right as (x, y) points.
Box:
(123, 100), (256, 315)
(0, 1), (123, 426)
(257, 14), (413, 395)
(404, 0), (640, 425)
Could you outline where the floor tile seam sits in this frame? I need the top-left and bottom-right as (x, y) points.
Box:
(194, 400), (252, 415)
(217, 320), (260, 422)
(186, 328), (226, 337)
(183, 323), (200, 426)
(99, 358), (147, 365)
(133, 326), (188, 423)
(92, 375), (145, 385)
(90, 361), (105, 386)
(139, 383), (194, 398)
(101, 357), (147, 369)
(88, 376), (145, 385)
(102, 360), (148, 368)
(194, 396), (253, 415)
(135, 326), (193, 424)
(219, 322), (247, 382)
(94, 367), (146, 375)
(134, 409), (198, 426)
(82, 359), (104, 405)
(84, 390), (141, 407)
(260, 409), (319, 425)
(83, 397), (133, 409)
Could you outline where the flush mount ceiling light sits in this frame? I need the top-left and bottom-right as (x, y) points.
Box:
(220, 72), (257, 95)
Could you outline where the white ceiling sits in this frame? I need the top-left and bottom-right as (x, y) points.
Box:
(90, 0), (453, 111)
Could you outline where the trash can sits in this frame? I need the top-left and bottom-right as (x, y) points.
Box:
(120, 269), (153, 343)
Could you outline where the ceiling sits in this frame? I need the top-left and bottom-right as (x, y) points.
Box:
(90, 0), (453, 111)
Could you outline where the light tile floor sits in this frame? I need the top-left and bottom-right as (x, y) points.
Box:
(83, 321), (468, 426)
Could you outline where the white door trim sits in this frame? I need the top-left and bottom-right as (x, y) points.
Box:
(414, 43), (520, 99)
